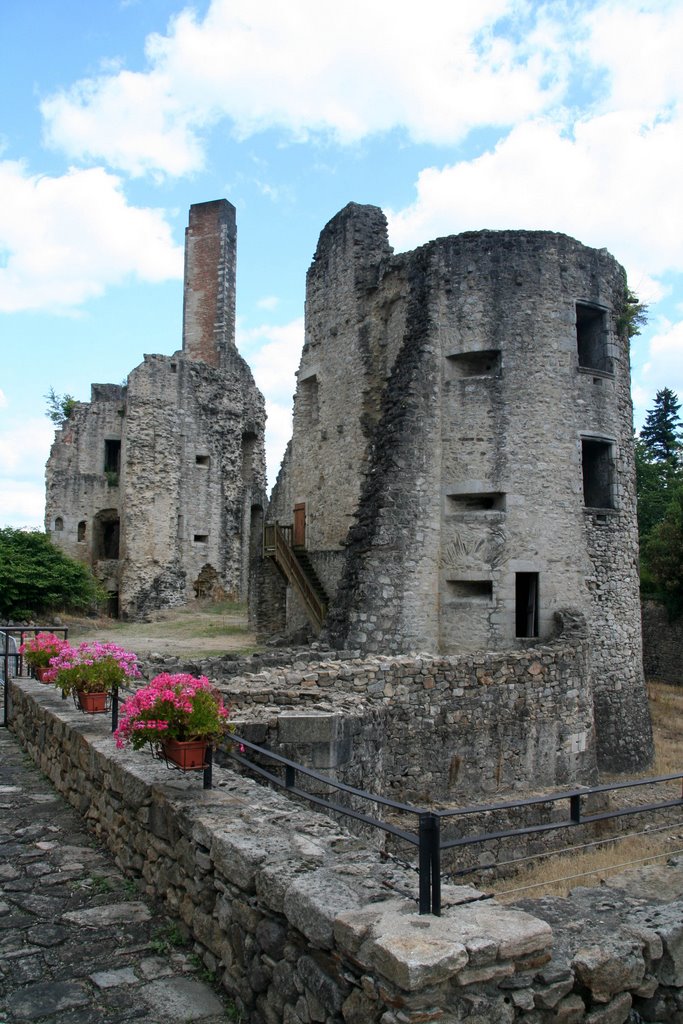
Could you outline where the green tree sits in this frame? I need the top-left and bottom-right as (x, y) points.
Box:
(643, 484), (683, 620)
(0, 528), (101, 620)
(45, 387), (77, 426)
(639, 387), (682, 467)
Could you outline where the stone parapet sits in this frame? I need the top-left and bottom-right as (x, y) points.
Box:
(8, 679), (683, 1023)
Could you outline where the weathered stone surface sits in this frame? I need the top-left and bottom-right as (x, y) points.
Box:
(284, 869), (363, 948)
(62, 901), (152, 927)
(572, 942), (645, 1002)
(6, 981), (89, 1020)
(138, 977), (225, 1021)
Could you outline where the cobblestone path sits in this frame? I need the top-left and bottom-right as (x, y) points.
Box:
(0, 726), (236, 1023)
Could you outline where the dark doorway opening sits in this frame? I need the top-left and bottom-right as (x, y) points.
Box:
(516, 573), (539, 638)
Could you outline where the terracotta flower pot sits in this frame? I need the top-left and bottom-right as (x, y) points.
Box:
(162, 738), (208, 771)
(34, 667), (51, 683)
(76, 691), (108, 714)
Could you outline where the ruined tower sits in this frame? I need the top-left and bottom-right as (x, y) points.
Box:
(258, 203), (652, 773)
(45, 200), (266, 618)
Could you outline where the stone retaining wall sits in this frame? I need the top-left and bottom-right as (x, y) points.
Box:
(9, 679), (683, 1023)
(642, 599), (683, 685)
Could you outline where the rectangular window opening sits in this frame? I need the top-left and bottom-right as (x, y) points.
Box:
(195, 454), (210, 467)
(515, 572), (539, 638)
(104, 439), (121, 481)
(298, 375), (320, 424)
(576, 303), (611, 373)
(193, 534), (209, 544)
(446, 350), (501, 379)
(447, 491), (506, 512)
(582, 438), (615, 509)
(447, 579), (493, 602)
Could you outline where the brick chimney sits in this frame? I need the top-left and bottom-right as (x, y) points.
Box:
(182, 199), (236, 368)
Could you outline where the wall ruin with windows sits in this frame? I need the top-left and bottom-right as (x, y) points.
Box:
(45, 200), (266, 618)
(257, 203), (651, 773)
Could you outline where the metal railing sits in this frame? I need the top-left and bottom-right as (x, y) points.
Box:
(224, 733), (683, 916)
(1, 626), (69, 728)
(263, 522), (327, 630)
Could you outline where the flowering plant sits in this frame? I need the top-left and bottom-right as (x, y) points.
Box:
(19, 632), (69, 670)
(45, 642), (141, 695)
(114, 673), (229, 751)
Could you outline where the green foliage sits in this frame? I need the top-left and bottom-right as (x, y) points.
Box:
(617, 287), (648, 339)
(45, 387), (77, 425)
(0, 528), (102, 619)
(642, 484), (683, 621)
(639, 387), (682, 466)
(150, 923), (188, 955)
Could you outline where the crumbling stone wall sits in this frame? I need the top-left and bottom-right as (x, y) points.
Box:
(642, 599), (683, 684)
(221, 614), (598, 804)
(10, 680), (683, 1024)
(259, 204), (651, 773)
(46, 200), (267, 617)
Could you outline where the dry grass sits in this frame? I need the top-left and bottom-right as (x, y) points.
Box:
(63, 600), (259, 658)
(489, 680), (683, 902)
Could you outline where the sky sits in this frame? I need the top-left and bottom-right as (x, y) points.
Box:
(1, 0), (682, 530)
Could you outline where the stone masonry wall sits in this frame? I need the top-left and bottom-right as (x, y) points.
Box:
(260, 205), (652, 776)
(642, 599), (683, 684)
(219, 615), (598, 805)
(9, 680), (683, 1024)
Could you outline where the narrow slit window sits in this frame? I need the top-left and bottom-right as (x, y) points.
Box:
(77, 521), (86, 542)
(516, 573), (539, 638)
(582, 438), (615, 509)
(576, 303), (611, 373)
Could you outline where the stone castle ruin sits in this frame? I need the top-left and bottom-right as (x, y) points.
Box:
(45, 200), (266, 618)
(45, 198), (653, 778)
(256, 202), (651, 774)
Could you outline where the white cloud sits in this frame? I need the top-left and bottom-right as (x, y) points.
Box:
(0, 414), (55, 529)
(386, 109), (683, 285)
(40, 0), (569, 177)
(0, 479), (46, 530)
(237, 316), (303, 488)
(257, 296), (279, 311)
(0, 162), (183, 313)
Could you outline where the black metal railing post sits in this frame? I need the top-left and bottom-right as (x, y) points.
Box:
(418, 812), (441, 915)
(203, 746), (213, 790)
(285, 764), (295, 788)
(570, 793), (582, 823)
(111, 686), (119, 733)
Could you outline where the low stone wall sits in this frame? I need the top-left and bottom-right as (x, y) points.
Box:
(218, 629), (598, 803)
(9, 679), (683, 1023)
(642, 599), (683, 685)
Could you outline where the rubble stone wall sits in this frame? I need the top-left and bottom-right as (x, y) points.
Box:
(642, 599), (683, 684)
(9, 680), (683, 1024)
(260, 204), (652, 774)
(221, 620), (598, 803)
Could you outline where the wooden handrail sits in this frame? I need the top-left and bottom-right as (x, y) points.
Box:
(264, 522), (327, 631)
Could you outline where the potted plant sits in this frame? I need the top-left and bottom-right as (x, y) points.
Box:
(114, 673), (230, 769)
(45, 641), (141, 713)
(19, 632), (70, 682)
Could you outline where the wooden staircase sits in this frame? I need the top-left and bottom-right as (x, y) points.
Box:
(263, 523), (328, 631)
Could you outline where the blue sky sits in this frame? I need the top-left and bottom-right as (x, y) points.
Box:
(1, 0), (682, 529)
